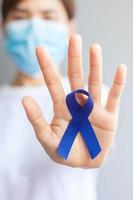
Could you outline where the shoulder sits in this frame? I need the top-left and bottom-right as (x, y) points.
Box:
(0, 85), (8, 96)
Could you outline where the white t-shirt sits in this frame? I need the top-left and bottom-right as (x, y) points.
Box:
(0, 78), (108, 200)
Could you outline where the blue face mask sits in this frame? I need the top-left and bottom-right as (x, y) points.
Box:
(4, 18), (69, 77)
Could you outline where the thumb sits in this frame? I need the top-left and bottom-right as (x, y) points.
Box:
(22, 96), (52, 147)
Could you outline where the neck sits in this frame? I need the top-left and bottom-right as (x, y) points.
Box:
(11, 71), (45, 87)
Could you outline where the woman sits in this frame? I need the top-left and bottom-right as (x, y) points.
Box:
(0, 0), (127, 199)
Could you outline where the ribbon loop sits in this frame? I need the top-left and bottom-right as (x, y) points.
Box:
(57, 89), (101, 160)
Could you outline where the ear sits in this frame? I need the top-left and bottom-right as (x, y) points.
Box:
(68, 18), (77, 36)
(0, 20), (3, 30)
(0, 20), (6, 35)
(0, 19), (4, 31)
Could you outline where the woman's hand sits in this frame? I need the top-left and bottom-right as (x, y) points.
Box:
(22, 34), (127, 168)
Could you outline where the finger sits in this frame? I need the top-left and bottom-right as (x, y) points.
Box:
(22, 96), (53, 147)
(36, 47), (65, 105)
(106, 64), (127, 113)
(88, 44), (103, 103)
(68, 34), (84, 91)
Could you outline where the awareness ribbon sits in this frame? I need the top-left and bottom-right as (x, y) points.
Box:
(57, 89), (101, 160)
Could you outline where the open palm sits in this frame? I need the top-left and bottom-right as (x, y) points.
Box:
(22, 35), (127, 168)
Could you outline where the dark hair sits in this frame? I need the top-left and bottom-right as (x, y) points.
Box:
(1, 0), (76, 20)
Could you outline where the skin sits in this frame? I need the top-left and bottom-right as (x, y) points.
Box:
(2, 0), (76, 86)
(2, 0), (127, 168)
(23, 39), (127, 168)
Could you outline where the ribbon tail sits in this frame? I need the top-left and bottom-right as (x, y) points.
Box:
(57, 120), (79, 160)
(80, 120), (101, 159)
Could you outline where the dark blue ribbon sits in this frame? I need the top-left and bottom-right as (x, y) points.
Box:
(57, 89), (101, 160)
